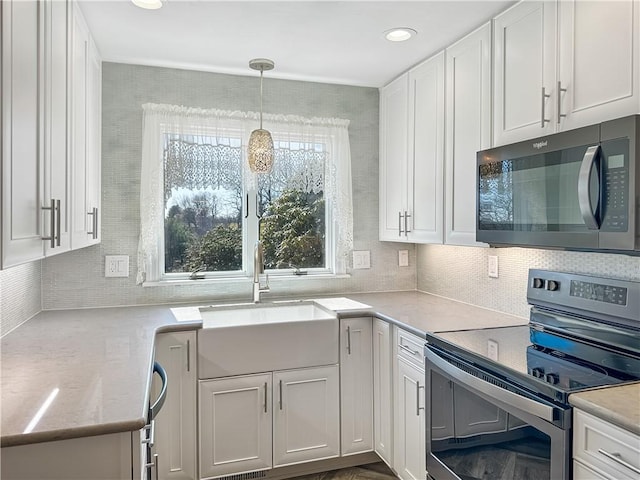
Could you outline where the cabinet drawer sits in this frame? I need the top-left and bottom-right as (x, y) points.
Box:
(574, 409), (640, 480)
(395, 327), (425, 370)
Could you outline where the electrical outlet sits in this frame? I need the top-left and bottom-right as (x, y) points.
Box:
(488, 255), (499, 278)
(398, 250), (409, 267)
(487, 340), (499, 361)
(105, 255), (129, 278)
(352, 250), (371, 269)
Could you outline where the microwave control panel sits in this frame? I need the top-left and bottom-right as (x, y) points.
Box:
(601, 139), (629, 232)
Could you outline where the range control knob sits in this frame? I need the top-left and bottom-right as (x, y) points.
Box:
(545, 373), (560, 385)
(532, 277), (544, 289)
(531, 367), (545, 378)
(546, 280), (560, 291)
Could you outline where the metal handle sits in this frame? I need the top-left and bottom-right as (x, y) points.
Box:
(141, 419), (155, 447)
(425, 347), (555, 422)
(153, 453), (159, 480)
(598, 449), (640, 475)
(255, 194), (261, 219)
(41, 198), (56, 248)
(416, 381), (425, 416)
(398, 211), (404, 236)
(541, 87), (550, 127)
(577, 145), (601, 230)
(244, 194), (249, 219)
(149, 362), (168, 420)
(87, 207), (98, 239)
(399, 343), (420, 356)
(404, 211), (411, 235)
(186, 339), (191, 372)
(279, 379), (283, 410)
(347, 325), (352, 355)
(556, 81), (567, 123)
(263, 382), (268, 413)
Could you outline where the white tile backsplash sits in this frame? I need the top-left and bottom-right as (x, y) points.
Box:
(0, 261), (41, 336)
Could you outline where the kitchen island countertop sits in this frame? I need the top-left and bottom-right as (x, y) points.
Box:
(1, 291), (528, 447)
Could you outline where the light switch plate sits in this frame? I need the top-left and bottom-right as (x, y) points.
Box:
(398, 250), (409, 267)
(352, 250), (371, 269)
(487, 340), (499, 361)
(488, 255), (499, 278)
(105, 255), (129, 278)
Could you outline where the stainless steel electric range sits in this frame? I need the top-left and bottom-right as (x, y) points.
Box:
(424, 269), (640, 480)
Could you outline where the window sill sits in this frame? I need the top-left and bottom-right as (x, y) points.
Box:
(142, 273), (350, 287)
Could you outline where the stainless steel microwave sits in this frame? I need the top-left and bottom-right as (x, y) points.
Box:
(477, 115), (639, 253)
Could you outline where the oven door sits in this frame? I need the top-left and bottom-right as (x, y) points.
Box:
(425, 345), (571, 480)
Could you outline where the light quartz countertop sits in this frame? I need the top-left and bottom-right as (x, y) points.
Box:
(1, 291), (526, 448)
(569, 382), (640, 436)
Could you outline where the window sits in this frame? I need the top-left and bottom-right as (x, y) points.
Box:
(137, 104), (353, 284)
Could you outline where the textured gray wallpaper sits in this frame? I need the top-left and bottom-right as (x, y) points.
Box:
(417, 244), (640, 319)
(41, 63), (416, 309)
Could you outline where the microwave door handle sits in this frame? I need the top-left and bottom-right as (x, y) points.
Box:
(577, 145), (600, 230)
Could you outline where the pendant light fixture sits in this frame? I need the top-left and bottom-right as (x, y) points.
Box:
(248, 58), (275, 174)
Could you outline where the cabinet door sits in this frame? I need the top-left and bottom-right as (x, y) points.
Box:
(453, 383), (507, 438)
(573, 459), (610, 480)
(199, 373), (272, 478)
(273, 365), (340, 467)
(408, 52), (445, 244)
(445, 22), (491, 247)
(558, 0), (640, 131)
(340, 317), (373, 456)
(379, 74), (410, 241)
(1, 0), (45, 268)
(43, 0), (71, 256)
(152, 332), (197, 480)
(373, 319), (393, 467)
(493, 1), (557, 146)
(394, 358), (425, 480)
(86, 36), (101, 245)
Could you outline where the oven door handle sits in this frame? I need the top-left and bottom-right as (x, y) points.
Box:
(425, 347), (555, 423)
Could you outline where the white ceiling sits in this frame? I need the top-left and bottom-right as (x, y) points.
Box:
(79, 0), (515, 88)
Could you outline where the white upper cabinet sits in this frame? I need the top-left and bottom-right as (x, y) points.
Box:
(444, 22), (492, 247)
(70, 2), (101, 250)
(557, 0), (640, 131)
(379, 52), (445, 243)
(380, 75), (410, 241)
(494, 0), (640, 146)
(493, 1), (557, 146)
(1, 0), (74, 269)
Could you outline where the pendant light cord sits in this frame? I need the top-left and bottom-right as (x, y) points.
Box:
(259, 69), (264, 129)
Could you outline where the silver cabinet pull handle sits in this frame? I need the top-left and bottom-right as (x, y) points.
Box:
(279, 379), (283, 410)
(416, 381), (424, 416)
(154, 453), (159, 480)
(263, 382), (268, 413)
(556, 81), (567, 123)
(577, 145), (601, 230)
(41, 198), (57, 248)
(347, 325), (352, 355)
(398, 211), (404, 236)
(541, 86), (551, 127)
(404, 211), (411, 235)
(186, 339), (191, 372)
(244, 193), (249, 219)
(87, 207), (98, 239)
(399, 343), (419, 356)
(598, 449), (640, 475)
(141, 419), (156, 447)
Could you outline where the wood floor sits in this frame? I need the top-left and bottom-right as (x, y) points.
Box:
(288, 462), (398, 480)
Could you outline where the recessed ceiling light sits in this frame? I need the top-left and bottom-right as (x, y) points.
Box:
(384, 28), (417, 42)
(132, 0), (163, 10)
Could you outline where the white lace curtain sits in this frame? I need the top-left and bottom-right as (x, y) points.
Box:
(137, 103), (353, 283)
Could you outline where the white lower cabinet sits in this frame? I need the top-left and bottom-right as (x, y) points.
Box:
(573, 408), (640, 480)
(340, 317), (373, 456)
(1, 432), (135, 479)
(393, 327), (426, 480)
(373, 318), (393, 467)
(199, 373), (273, 479)
(273, 365), (340, 467)
(152, 331), (198, 480)
(199, 365), (339, 479)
